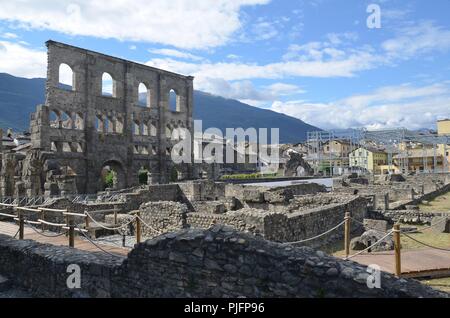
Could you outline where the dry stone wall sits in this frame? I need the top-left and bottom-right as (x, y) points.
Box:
(0, 227), (446, 298)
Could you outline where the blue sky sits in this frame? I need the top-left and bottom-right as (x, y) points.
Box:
(0, 0), (449, 130)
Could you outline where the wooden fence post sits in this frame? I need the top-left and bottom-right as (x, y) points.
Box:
(41, 210), (46, 232)
(394, 224), (401, 277)
(344, 212), (351, 258)
(68, 215), (75, 248)
(114, 204), (118, 225)
(18, 210), (24, 240)
(84, 208), (90, 229)
(136, 211), (141, 244)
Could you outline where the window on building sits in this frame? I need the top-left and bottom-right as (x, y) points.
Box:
(59, 63), (74, 90)
(138, 83), (150, 107)
(102, 72), (115, 97)
(169, 89), (180, 112)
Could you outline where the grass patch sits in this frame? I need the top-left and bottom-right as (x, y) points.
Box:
(418, 191), (450, 213)
(323, 224), (449, 257)
(421, 277), (450, 293)
(400, 225), (450, 250)
(220, 173), (278, 180)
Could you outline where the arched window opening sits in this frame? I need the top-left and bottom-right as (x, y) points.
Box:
(105, 117), (114, 133)
(133, 145), (140, 154)
(61, 112), (73, 129)
(141, 146), (149, 155)
(165, 124), (172, 138)
(95, 115), (104, 133)
(102, 72), (115, 97)
(50, 141), (58, 152)
(138, 167), (149, 185)
(151, 146), (157, 156)
(62, 142), (71, 152)
(49, 110), (59, 128)
(115, 117), (124, 134)
(100, 162), (125, 191)
(142, 122), (149, 136)
(172, 126), (180, 140)
(74, 113), (84, 130)
(138, 83), (150, 107)
(75, 143), (83, 153)
(59, 63), (75, 91)
(150, 122), (157, 136)
(133, 120), (140, 135)
(169, 89), (180, 112)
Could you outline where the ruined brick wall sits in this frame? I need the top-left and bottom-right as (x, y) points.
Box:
(28, 41), (194, 195)
(178, 180), (226, 201)
(139, 201), (188, 237)
(113, 226), (446, 298)
(262, 196), (367, 246)
(0, 234), (122, 297)
(1, 228), (445, 298)
(181, 195), (367, 247)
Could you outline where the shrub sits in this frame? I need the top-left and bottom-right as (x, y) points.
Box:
(104, 170), (115, 188)
(138, 169), (149, 185)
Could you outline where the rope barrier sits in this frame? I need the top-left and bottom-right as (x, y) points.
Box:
(282, 220), (346, 246)
(15, 207), (41, 213)
(37, 219), (67, 227)
(85, 211), (134, 231)
(402, 233), (450, 252)
(0, 212), (17, 219)
(345, 230), (394, 260)
(77, 229), (124, 258)
(135, 215), (164, 235)
(26, 223), (68, 238)
(38, 207), (68, 213)
(350, 216), (449, 234)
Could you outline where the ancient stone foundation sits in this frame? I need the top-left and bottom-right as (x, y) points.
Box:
(0, 226), (446, 298)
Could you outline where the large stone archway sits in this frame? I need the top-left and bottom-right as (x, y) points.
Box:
(99, 160), (126, 191)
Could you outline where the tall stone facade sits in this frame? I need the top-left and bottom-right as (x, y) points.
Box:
(1, 41), (194, 196)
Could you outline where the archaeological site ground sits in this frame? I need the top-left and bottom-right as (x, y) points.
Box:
(0, 40), (449, 303)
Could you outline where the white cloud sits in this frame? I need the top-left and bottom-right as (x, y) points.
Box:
(0, 41), (46, 78)
(149, 48), (203, 61)
(129, 45), (137, 50)
(270, 83), (450, 130)
(251, 20), (279, 41)
(0, 0), (270, 49)
(194, 77), (304, 105)
(265, 83), (306, 96)
(1, 32), (19, 39)
(146, 48), (381, 81)
(382, 21), (450, 59)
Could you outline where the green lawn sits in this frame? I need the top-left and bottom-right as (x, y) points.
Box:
(419, 191), (450, 213)
(325, 225), (450, 256)
(421, 277), (450, 293)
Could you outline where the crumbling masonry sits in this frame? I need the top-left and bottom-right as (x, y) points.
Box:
(1, 41), (194, 196)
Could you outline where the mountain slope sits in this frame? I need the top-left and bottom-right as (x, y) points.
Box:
(0, 73), (46, 131)
(0, 73), (320, 143)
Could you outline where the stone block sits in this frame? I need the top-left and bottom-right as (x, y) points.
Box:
(430, 216), (450, 233)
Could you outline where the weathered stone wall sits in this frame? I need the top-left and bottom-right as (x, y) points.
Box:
(225, 183), (326, 201)
(139, 201), (188, 237)
(1, 40), (194, 197)
(0, 227), (446, 298)
(262, 196), (367, 247)
(121, 184), (181, 211)
(187, 209), (267, 236)
(183, 195), (367, 248)
(178, 180), (226, 201)
(381, 210), (448, 225)
(0, 234), (123, 297)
